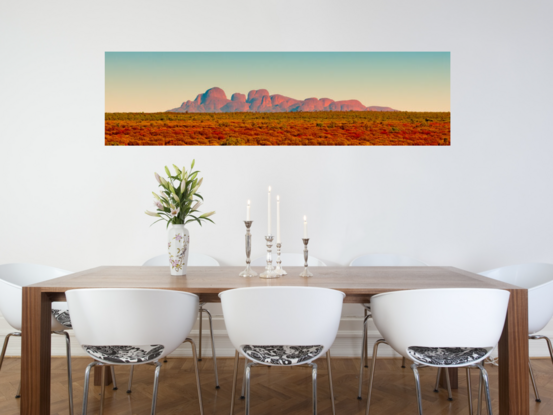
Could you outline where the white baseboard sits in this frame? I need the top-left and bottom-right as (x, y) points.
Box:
(1, 315), (552, 359)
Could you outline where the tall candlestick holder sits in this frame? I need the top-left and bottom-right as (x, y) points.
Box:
(239, 221), (257, 277)
(259, 235), (279, 278)
(299, 238), (313, 278)
(274, 243), (287, 275)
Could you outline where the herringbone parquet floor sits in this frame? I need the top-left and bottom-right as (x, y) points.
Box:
(1, 357), (552, 415)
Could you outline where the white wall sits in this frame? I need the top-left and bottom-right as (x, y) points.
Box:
(1, 0), (553, 358)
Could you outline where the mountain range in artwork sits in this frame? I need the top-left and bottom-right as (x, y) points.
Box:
(167, 87), (397, 113)
(105, 52), (450, 146)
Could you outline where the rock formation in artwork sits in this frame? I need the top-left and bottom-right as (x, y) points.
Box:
(167, 87), (397, 113)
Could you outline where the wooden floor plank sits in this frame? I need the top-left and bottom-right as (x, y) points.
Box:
(2, 357), (552, 414)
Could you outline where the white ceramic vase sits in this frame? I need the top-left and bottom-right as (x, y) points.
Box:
(167, 224), (190, 276)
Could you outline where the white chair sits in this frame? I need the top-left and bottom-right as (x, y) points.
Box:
(66, 288), (203, 415)
(480, 263), (553, 402)
(142, 252), (220, 389)
(220, 286), (344, 415)
(367, 288), (510, 415)
(350, 254), (427, 399)
(251, 253), (327, 267)
(0, 263), (75, 415)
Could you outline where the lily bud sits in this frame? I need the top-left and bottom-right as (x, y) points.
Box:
(172, 193), (180, 203)
(145, 210), (161, 217)
(199, 211), (215, 219)
(180, 180), (186, 192)
(173, 164), (181, 175)
(192, 201), (202, 211)
(196, 177), (203, 190)
(160, 177), (168, 186)
(155, 172), (161, 184)
(164, 166), (171, 176)
(191, 159), (195, 170)
(152, 192), (161, 201)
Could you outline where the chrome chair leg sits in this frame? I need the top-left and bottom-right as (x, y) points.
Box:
(0, 332), (21, 398)
(151, 361), (162, 415)
(241, 357), (247, 399)
(203, 307), (220, 388)
(529, 360), (541, 402)
(434, 367), (442, 392)
(411, 363), (424, 415)
(16, 381), (21, 399)
(444, 367), (453, 401)
(100, 365), (106, 415)
(326, 351), (336, 415)
(111, 366), (118, 390)
(127, 365), (134, 393)
(185, 338), (204, 415)
(365, 339), (386, 415)
(82, 361), (98, 415)
(55, 331), (75, 415)
(198, 305), (204, 361)
(477, 370), (483, 415)
(466, 367), (473, 415)
(364, 308), (369, 368)
(477, 363), (492, 415)
(309, 362), (318, 415)
(432, 366), (452, 401)
(357, 314), (371, 399)
(245, 361), (254, 415)
(230, 351), (240, 415)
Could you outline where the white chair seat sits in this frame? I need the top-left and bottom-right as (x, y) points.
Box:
(83, 344), (165, 365)
(243, 345), (323, 365)
(407, 346), (489, 366)
(51, 309), (72, 329)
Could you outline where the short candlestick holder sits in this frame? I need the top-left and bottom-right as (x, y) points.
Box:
(259, 235), (279, 279)
(274, 242), (287, 275)
(239, 221), (257, 277)
(299, 238), (313, 278)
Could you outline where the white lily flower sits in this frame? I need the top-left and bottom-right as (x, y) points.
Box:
(170, 207), (180, 217)
(154, 201), (163, 210)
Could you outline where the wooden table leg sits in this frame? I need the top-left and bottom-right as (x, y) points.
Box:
(21, 288), (52, 415)
(94, 365), (113, 386)
(499, 288), (529, 415)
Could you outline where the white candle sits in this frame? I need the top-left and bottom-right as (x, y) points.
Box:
(303, 215), (308, 238)
(268, 186), (271, 235)
(277, 195), (280, 243)
(247, 200), (251, 221)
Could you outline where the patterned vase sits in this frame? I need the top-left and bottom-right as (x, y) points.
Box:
(167, 224), (190, 276)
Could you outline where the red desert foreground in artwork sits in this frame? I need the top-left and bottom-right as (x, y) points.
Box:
(105, 87), (450, 146)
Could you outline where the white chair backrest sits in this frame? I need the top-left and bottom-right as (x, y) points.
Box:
(480, 263), (553, 334)
(251, 253), (326, 267)
(220, 286), (344, 358)
(66, 289), (199, 361)
(350, 254), (427, 266)
(0, 263), (71, 331)
(143, 252), (220, 266)
(371, 288), (510, 362)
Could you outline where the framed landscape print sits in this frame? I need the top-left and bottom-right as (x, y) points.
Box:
(105, 52), (450, 146)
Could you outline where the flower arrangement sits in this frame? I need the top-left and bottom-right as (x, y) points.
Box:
(145, 160), (215, 227)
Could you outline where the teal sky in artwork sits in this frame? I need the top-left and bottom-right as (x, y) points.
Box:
(105, 52), (450, 112)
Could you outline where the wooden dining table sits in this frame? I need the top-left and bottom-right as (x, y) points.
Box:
(21, 265), (528, 414)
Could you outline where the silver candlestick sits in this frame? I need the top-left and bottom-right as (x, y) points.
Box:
(259, 235), (279, 279)
(299, 238), (313, 277)
(274, 242), (287, 275)
(239, 221), (257, 277)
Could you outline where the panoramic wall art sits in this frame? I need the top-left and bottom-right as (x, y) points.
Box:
(105, 52), (450, 146)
